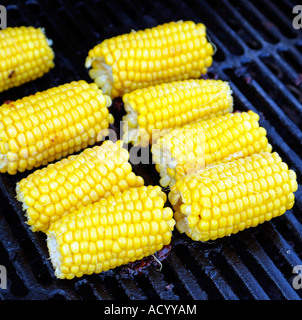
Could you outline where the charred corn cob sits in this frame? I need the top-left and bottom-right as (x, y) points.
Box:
(168, 152), (298, 242)
(0, 80), (114, 175)
(16, 140), (144, 232)
(0, 26), (54, 92)
(152, 111), (272, 187)
(122, 79), (233, 147)
(47, 185), (175, 279)
(85, 20), (214, 98)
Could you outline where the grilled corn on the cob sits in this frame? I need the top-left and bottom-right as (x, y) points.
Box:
(152, 111), (272, 187)
(0, 26), (54, 92)
(122, 79), (233, 147)
(0, 80), (113, 175)
(168, 152), (298, 242)
(85, 20), (214, 98)
(47, 185), (175, 279)
(16, 140), (144, 232)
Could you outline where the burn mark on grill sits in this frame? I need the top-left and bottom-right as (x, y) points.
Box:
(119, 245), (171, 276)
(3, 101), (16, 109)
(8, 70), (15, 78)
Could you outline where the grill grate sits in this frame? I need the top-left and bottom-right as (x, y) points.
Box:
(0, 0), (302, 300)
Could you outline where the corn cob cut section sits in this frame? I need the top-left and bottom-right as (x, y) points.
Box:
(0, 26), (54, 93)
(0, 80), (114, 175)
(85, 20), (214, 98)
(168, 152), (298, 242)
(47, 185), (175, 279)
(16, 140), (144, 232)
(152, 111), (272, 188)
(122, 79), (233, 147)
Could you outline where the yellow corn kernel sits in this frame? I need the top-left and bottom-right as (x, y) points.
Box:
(85, 21), (214, 98)
(0, 80), (114, 174)
(168, 152), (298, 242)
(122, 79), (233, 147)
(46, 186), (175, 279)
(16, 140), (144, 232)
(152, 111), (272, 187)
(0, 26), (54, 92)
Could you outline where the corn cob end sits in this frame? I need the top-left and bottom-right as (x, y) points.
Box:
(0, 81), (114, 175)
(152, 110), (272, 188)
(85, 56), (113, 97)
(122, 79), (233, 147)
(0, 26), (55, 93)
(46, 186), (176, 279)
(86, 21), (215, 98)
(15, 140), (145, 232)
(169, 152), (298, 242)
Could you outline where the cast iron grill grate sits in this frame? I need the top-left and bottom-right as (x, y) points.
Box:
(0, 0), (301, 300)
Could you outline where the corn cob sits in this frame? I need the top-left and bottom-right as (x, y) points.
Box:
(0, 26), (54, 92)
(122, 79), (233, 147)
(168, 152), (298, 242)
(85, 20), (214, 99)
(16, 140), (144, 232)
(0, 80), (114, 175)
(152, 111), (272, 188)
(47, 185), (175, 279)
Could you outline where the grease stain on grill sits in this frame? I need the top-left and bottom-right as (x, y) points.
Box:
(118, 245), (171, 277)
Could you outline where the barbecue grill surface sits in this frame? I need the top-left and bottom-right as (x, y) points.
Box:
(0, 0), (302, 300)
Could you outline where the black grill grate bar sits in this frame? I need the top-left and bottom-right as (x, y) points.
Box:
(115, 275), (148, 300)
(166, 250), (208, 300)
(188, 246), (239, 300)
(0, 183), (57, 285)
(147, 268), (180, 300)
(219, 1), (270, 48)
(239, 232), (300, 300)
(222, 64), (302, 150)
(83, 274), (116, 300)
(253, 57), (302, 119)
(75, 279), (101, 300)
(236, 1), (281, 44)
(0, 222), (29, 299)
(204, 0), (278, 56)
(261, 222), (302, 268)
(247, 80), (302, 147)
(253, 0), (299, 38)
(188, 0), (245, 57)
(275, 48), (302, 80)
(0, 214), (48, 299)
(221, 244), (270, 300)
(260, 53), (301, 99)
(72, 2), (111, 40)
(57, 3), (99, 46)
(282, 210), (302, 245)
(37, 2), (83, 54)
(221, 79), (302, 179)
(105, 0), (140, 31)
